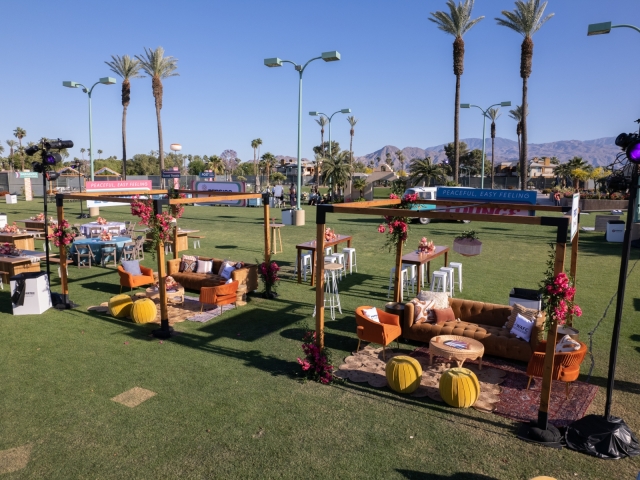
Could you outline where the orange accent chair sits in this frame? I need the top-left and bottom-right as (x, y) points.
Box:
(199, 281), (239, 313)
(117, 265), (155, 293)
(355, 306), (402, 360)
(526, 340), (588, 398)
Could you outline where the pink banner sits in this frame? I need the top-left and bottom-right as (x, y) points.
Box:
(86, 180), (152, 190)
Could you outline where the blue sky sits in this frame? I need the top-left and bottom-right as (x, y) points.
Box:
(2, 0), (639, 162)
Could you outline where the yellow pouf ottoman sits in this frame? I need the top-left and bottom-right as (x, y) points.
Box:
(386, 355), (422, 394)
(439, 367), (480, 408)
(108, 294), (134, 318)
(130, 298), (157, 324)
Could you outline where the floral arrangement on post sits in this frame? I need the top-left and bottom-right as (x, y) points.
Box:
(418, 236), (435, 254)
(540, 247), (582, 329)
(1, 222), (19, 233)
(453, 230), (482, 256)
(258, 260), (280, 298)
(297, 330), (337, 384)
(96, 216), (108, 225)
(0, 242), (21, 256)
(376, 192), (418, 252)
(130, 196), (181, 259)
(48, 219), (77, 254)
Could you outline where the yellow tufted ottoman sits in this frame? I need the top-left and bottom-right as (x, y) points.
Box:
(439, 367), (480, 408)
(108, 294), (134, 318)
(130, 298), (158, 324)
(386, 355), (422, 394)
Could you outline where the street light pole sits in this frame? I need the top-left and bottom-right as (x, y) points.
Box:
(461, 101), (511, 189)
(63, 77), (116, 181)
(309, 109), (351, 195)
(264, 52), (341, 212)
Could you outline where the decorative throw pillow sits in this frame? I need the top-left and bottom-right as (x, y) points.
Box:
(510, 313), (534, 342)
(555, 334), (581, 353)
(218, 260), (236, 276)
(410, 298), (435, 324)
(362, 307), (379, 322)
(121, 260), (142, 276)
(196, 260), (213, 274)
(433, 307), (456, 325)
(180, 255), (197, 273)
(417, 291), (449, 309)
(505, 303), (541, 330)
(220, 263), (236, 280)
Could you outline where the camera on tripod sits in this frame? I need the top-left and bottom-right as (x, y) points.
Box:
(26, 138), (74, 177)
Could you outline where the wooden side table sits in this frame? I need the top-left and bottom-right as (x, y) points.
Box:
(270, 224), (284, 254)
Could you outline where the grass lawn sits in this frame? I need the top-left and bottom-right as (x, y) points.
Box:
(1, 198), (639, 479)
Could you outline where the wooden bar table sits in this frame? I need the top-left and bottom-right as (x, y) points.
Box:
(0, 233), (35, 250)
(0, 252), (44, 278)
(296, 234), (352, 286)
(401, 246), (449, 290)
(15, 220), (54, 236)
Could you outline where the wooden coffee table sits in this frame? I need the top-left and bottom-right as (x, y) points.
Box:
(145, 285), (185, 305)
(429, 335), (484, 370)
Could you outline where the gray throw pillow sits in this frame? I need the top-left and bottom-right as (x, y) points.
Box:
(121, 260), (142, 276)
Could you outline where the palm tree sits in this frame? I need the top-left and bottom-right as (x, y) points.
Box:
(396, 150), (406, 176)
(409, 157), (446, 186)
(6, 140), (17, 170)
(97, 149), (103, 159)
(136, 47), (179, 176)
(497, 0), (554, 190)
(429, 0), (484, 184)
(566, 156), (590, 190)
(385, 152), (393, 170)
(508, 105), (524, 162)
(105, 54), (144, 180)
(322, 152), (351, 199)
(347, 116), (358, 181)
(261, 153), (276, 185)
(80, 148), (86, 160)
(13, 127), (26, 170)
(315, 116), (328, 186)
(353, 178), (367, 199)
(487, 107), (501, 188)
(251, 138), (263, 191)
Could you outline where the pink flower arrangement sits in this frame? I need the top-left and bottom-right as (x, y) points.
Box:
(1, 222), (19, 233)
(324, 227), (337, 242)
(296, 330), (337, 384)
(100, 231), (112, 241)
(259, 261), (280, 288)
(31, 213), (45, 221)
(0, 242), (20, 256)
(418, 236), (435, 254)
(48, 219), (77, 254)
(376, 193), (418, 252)
(96, 216), (108, 225)
(131, 195), (182, 259)
(540, 250), (582, 328)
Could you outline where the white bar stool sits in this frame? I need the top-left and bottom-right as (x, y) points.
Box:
(329, 252), (347, 280)
(439, 266), (455, 297)
(313, 263), (343, 320)
(342, 247), (357, 274)
(402, 263), (418, 295)
(449, 262), (463, 292)
(387, 267), (409, 302)
(324, 246), (333, 256)
(301, 251), (312, 282)
(165, 244), (172, 254)
(430, 270), (449, 293)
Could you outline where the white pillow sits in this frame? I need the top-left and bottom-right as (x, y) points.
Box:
(510, 313), (534, 342)
(121, 260), (142, 276)
(556, 335), (581, 352)
(225, 278), (234, 284)
(362, 307), (379, 322)
(196, 260), (213, 274)
(417, 291), (449, 309)
(220, 264), (235, 280)
(218, 260), (236, 276)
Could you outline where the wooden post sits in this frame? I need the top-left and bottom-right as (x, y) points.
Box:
(56, 202), (69, 300)
(152, 199), (173, 339)
(537, 241), (566, 430)
(394, 239), (403, 303)
(568, 229), (579, 327)
(263, 194), (271, 265)
(315, 222), (326, 349)
(172, 224), (178, 260)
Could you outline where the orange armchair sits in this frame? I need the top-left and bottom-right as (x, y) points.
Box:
(355, 306), (402, 360)
(118, 265), (155, 292)
(526, 340), (588, 398)
(199, 281), (239, 313)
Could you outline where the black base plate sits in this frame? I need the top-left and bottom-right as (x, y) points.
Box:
(516, 422), (563, 449)
(152, 326), (177, 339)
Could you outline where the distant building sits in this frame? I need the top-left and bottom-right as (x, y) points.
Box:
(529, 157), (556, 178)
(495, 162), (517, 176)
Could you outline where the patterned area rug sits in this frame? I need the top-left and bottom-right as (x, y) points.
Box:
(335, 345), (505, 412)
(338, 345), (598, 426)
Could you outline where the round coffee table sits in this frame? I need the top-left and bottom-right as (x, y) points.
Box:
(429, 335), (484, 370)
(145, 285), (185, 305)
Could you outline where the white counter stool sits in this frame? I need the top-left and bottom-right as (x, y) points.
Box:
(430, 270), (449, 294)
(300, 251), (313, 282)
(439, 266), (455, 297)
(312, 263), (343, 321)
(329, 252), (346, 280)
(403, 263), (418, 295)
(342, 247), (357, 274)
(387, 266), (409, 302)
(449, 262), (463, 292)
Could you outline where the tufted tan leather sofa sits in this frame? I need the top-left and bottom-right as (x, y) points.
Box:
(403, 298), (544, 362)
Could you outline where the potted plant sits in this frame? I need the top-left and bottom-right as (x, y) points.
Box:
(258, 260), (280, 299)
(453, 230), (482, 256)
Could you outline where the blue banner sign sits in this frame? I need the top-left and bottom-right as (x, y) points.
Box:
(161, 170), (181, 179)
(436, 187), (537, 205)
(199, 171), (216, 178)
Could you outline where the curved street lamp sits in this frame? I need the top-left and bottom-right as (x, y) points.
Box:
(461, 101), (511, 189)
(309, 109), (351, 187)
(264, 52), (341, 211)
(63, 77), (116, 181)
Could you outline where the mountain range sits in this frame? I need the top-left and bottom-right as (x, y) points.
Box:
(356, 137), (620, 168)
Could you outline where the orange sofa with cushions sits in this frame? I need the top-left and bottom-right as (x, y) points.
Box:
(167, 256), (258, 293)
(355, 306), (402, 360)
(403, 298), (545, 362)
(118, 265), (155, 292)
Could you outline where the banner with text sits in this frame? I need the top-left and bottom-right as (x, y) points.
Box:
(436, 187), (536, 216)
(86, 180), (152, 208)
(192, 180), (246, 206)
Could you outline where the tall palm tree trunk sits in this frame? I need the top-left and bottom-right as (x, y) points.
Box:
(122, 103), (128, 180)
(317, 129), (324, 187)
(454, 73), (461, 184)
(520, 37), (532, 191)
(152, 76), (165, 177)
(349, 132), (354, 181)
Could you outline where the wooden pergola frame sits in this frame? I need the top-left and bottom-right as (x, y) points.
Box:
(54, 190), (272, 337)
(313, 198), (579, 431)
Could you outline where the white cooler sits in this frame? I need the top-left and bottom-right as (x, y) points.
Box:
(5, 194), (17, 204)
(281, 209), (293, 225)
(0, 213), (6, 229)
(606, 220), (625, 243)
(10, 272), (52, 315)
(509, 288), (542, 311)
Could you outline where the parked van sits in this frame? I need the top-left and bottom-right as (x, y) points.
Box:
(403, 186), (471, 224)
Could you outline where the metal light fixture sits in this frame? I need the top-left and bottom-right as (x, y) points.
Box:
(587, 22), (612, 35)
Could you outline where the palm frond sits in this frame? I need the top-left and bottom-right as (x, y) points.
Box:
(136, 47), (180, 79)
(495, 0), (554, 37)
(487, 107), (501, 121)
(429, 0), (484, 37)
(315, 117), (328, 127)
(105, 54), (145, 80)
(347, 116), (358, 127)
(508, 104), (527, 121)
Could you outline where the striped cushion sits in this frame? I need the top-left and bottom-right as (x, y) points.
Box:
(180, 255), (198, 273)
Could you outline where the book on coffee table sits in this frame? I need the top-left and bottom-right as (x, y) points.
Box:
(444, 340), (469, 349)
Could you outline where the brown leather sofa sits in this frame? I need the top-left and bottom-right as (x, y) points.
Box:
(403, 298), (544, 362)
(167, 257), (258, 294)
